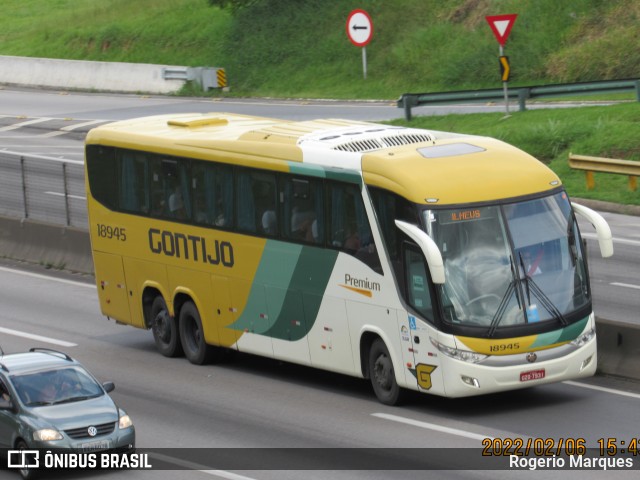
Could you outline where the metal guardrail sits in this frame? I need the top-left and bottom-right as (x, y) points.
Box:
(398, 78), (640, 120)
(0, 150), (87, 229)
(162, 66), (228, 90)
(569, 153), (640, 191)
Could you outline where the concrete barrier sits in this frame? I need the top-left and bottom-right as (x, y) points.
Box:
(596, 318), (640, 381)
(0, 55), (187, 94)
(0, 216), (93, 274)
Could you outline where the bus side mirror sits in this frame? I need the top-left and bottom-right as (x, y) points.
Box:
(571, 202), (614, 258)
(395, 220), (445, 284)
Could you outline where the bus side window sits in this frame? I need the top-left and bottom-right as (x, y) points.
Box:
(119, 151), (149, 214)
(403, 243), (434, 322)
(86, 145), (117, 210)
(329, 183), (382, 273)
(191, 161), (233, 227)
(237, 170), (276, 235)
(283, 177), (324, 245)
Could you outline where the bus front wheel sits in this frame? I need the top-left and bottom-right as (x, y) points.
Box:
(150, 296), (183, 357)
(179, 301), (213, 365)
(369, 338), (404, 406)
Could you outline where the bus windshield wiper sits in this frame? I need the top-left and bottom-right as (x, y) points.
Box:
(487, 280), (516, 337)
(518, 253), (532, 305)
(518, 253), (569, 326)
(487, 256), (521, 338)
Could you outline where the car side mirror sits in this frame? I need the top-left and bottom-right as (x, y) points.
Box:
(102, 381), (115, 393)
(0, 397), (13, 410)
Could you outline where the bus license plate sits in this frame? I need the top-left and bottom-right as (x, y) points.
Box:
(81, 440), (110, 452)
(520, 369), (545, 382)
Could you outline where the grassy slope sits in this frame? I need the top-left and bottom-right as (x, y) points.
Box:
(0, 0), (638, 205)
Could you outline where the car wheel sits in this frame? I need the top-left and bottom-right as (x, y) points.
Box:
(369, 338), (404, 406)
(150, 296), (183, 357)
(179, 301), (213, 365)
(15, 440), (38, 480)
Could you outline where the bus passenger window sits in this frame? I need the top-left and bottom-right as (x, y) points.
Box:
(119, 151), (148, 214)
(329, 183), (381, 272)
(237, 170), (276, 235)
(192, 161), (232, 227)
(283, 177), (323, 245)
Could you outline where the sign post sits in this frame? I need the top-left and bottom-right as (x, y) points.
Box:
(485, 14), (518, 115)
(346, 9), (373, 79)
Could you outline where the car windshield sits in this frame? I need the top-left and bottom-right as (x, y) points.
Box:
(10, 366), (104, 406)
(423, 191), (590, 331)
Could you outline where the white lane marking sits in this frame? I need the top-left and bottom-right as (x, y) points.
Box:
(611, 282), (640, 290)
(41, 131), (70, 138)
(61, 119), (106, 131)
(563, 381), (640, 400)
(0, 326), (77, 347)
(0, 266), (95, 289)
(0, 144), (82, 149)
(372, 413), (491, 441)
(581, 232), (640, 247)
(149, 452), (258, 480)
(44, 191), (86, 200)
(0, 117), (53, 131)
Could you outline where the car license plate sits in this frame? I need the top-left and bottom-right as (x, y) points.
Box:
(81, 440), (110, 452)
(520, 368), (545, 382)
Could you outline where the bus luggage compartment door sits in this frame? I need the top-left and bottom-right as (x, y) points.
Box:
(93, 251), (132, 323)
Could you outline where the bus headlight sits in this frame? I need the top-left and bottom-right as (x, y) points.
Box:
(570, 328), (595, 348)
(430, 338), (488, 364)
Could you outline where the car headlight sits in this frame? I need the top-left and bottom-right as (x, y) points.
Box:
(430, 338), (488, 364)
(119, 414), (133, 429)
(33, 428), (63, 441)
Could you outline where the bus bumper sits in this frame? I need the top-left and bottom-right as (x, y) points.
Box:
(437, 336), (597, 398)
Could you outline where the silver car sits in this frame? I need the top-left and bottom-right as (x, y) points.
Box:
(0, 348), (135, 479)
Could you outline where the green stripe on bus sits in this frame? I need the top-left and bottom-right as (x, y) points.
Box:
(530, 316), (589, 348)
(265, 245), (338, 341)
(288, 161), (362, 185)
(229, 241), (338, 340)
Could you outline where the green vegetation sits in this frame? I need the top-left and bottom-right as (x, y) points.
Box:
(2, 0), (639, 97)
(0, 0), (638, 205)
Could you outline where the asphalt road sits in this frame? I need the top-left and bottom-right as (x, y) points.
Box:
(0, 263), (639, 480)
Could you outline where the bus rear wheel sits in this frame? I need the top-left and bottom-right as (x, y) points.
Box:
(150, 296), (183, 357)
(369, 338), (404, 406)
(179, 301), (213, 365)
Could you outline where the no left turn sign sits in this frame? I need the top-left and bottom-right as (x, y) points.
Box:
(346, 9), (373, 47)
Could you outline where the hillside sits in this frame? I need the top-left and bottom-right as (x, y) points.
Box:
(1, 0), (639, 206)
(1, 0), (639, 99)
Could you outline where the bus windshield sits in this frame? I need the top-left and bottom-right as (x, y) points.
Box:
(422, 192), (590, 331)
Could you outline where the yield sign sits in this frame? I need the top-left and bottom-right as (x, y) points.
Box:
(485, 14), (518, 46)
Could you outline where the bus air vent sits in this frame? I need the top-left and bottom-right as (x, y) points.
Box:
(332, 133), (434, 153)
(333, 138), (385, 153)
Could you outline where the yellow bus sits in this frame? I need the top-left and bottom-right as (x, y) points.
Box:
(85, 113), (613, 404)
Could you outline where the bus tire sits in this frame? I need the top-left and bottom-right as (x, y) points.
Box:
(150, 296), (183, 358)
(179, 301), (212, 365)
(369, 338), (404, 406)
